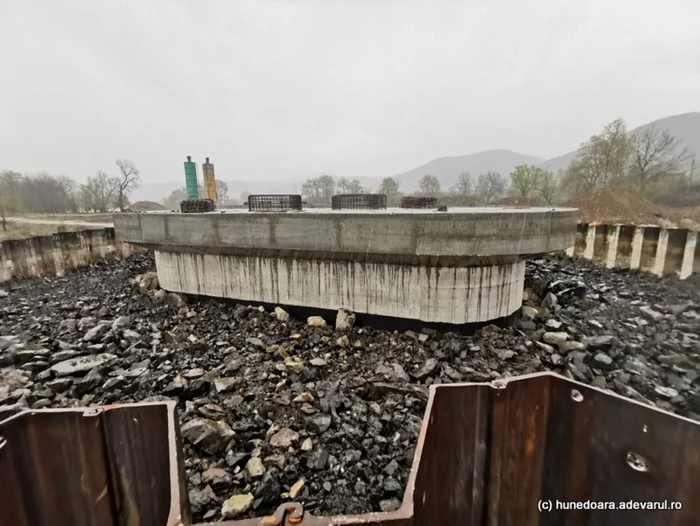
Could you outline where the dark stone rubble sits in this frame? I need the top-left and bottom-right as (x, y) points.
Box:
(0, 252), (698, 521)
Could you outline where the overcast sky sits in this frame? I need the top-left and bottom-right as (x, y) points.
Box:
(2, 0), (699, 183)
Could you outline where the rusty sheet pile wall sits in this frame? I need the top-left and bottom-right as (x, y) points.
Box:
(0, 402), (189, 526)
(0, 228), (137, 283)
(569, 222), (699, 279)
(2, 373), (698, 526)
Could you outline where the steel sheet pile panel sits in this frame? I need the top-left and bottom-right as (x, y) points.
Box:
(101, 404), (190, 526)
(2, 375), (698, 526)
(0, 409), (117, 526)
(411, 383), (490, 526)
(0, 403), (184, 526)
(486, 374), (700, 526)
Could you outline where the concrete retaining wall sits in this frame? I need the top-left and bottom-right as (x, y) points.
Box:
(0, 228), (137, 283)
(567, 223), (699, 279)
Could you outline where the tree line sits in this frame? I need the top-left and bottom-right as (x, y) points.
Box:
(0, 159), (140, 231)
(298, 119), (695, 207)
(300, 170), (539, 206)
(561, 119), (694, 198)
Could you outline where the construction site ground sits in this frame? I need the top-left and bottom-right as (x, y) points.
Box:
(1, 252), (698, 521)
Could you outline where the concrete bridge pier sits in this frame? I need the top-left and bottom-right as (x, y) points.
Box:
(114, 208), (577, 327)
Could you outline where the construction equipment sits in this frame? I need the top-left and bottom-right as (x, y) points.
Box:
(202, 158), (217, 203)
(184, 156), (199, 199)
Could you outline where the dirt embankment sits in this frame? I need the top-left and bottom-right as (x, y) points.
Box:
(564, 187), (700, 229)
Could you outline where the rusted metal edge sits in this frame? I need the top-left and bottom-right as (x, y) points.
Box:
(0, 401), (185, 526)
(2, 373), (699, 526)
(490, 371), (700, 426)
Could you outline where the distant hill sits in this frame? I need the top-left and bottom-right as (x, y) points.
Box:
(540, 112), (700, 173)
(131, 113), (699, 202)
(391, 149), (543, 191)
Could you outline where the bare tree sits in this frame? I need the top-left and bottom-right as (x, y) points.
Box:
(450, 172), (472, 195)
(162, 187), (189, 209)
(81, 171), (120, 212)
(58, 176), (81, 212)
(563, 118), (631, 195)
(476, 172), (506, 202)
(562, 154), (600, 195)
(378, 177), (402, 205)
(418, 174), (441, 195)
(538, 170), (558, 205)
(336, 177), (366, 194)
(215, 180), (229, 203)
(301, 175), (336, 203)
(0, 171), (84, 222)
(317, 175), (335, 202)
(196, 179), (230, 205)
(629, 126), (691, 194)
(0, 171), (23, 231)
(17, 173), (74, 213)
(301, 179), (320, 201)
(594, 118), (630, 186)
(509, 165), (548, 197)
(115, 159), (140, 211)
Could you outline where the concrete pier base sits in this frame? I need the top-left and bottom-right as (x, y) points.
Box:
(114, 207), (577, 325)
(630, 227), (645, 270)
(681, 230), (697, 280)
(605, 225), (620, 268)
(653, 228), (670, 277)
(155, 250), (526, 324)
(571, 222), (699, 279)
(583, 225), (596, 260)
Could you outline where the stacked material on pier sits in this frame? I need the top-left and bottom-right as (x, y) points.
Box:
(202, 157), (217, 203)
(248, 194), (303, 212)
(401, 196), (439, 209)
(183, 156), (199, 199)
(332, 193), (387, 210)
(180, 198), (215, 214)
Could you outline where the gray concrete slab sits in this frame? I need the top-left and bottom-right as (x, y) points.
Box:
(114, 208), (577, 259)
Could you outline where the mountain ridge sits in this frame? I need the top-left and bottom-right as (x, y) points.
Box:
(131, 112), (700, 202)
(539, 112), (700, 173)
(390, 149), (544, 191)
